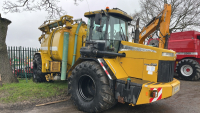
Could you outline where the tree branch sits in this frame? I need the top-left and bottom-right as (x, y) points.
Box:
(2, 0), (68, 19)
(131, 0), (200, 33)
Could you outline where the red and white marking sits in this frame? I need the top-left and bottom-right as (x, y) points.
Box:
(97, 59), (112, 79)
(149, 87), (162, 103)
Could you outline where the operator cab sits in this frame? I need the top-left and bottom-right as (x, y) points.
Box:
(81, 7), (133, 57)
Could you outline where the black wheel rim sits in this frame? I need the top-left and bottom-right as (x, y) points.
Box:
(78, 75), (96, 101)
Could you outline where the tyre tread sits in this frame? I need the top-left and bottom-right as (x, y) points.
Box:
(32, 54), (46, 83)
(68, 61), (117, 113)
(176, 59), (200, 81)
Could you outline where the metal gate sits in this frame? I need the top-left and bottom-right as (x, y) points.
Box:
(7, 46), (39, 78)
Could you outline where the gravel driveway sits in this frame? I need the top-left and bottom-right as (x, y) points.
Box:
(1, 80), (200, 113)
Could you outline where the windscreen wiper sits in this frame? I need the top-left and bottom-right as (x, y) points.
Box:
(120, 27), (126, 41)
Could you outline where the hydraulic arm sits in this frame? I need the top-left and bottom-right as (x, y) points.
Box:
(135, 4), (171, 48)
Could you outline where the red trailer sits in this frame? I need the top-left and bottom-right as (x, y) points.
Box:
(147, 31), (200, 80)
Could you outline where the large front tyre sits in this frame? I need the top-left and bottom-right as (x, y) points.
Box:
(176, 59), (200, 81)
(68, 61), (117, 113)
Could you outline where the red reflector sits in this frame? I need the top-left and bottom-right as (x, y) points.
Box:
(150, 90), (158, 98)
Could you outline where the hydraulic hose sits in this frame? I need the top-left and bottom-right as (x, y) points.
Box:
(72, 22), (82, 66)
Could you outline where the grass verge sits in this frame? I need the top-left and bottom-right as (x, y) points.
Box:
(0, 79), (68, 104)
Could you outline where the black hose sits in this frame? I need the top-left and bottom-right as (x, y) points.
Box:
(94, 50), (125, 57)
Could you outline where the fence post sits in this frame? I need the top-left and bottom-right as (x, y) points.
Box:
(29, 48), (33, 75)
(25, 47), (27, 76)
(22, 47), (28, 83)
(8, 46), (10, 60)
(27, 47), (29, 78)
(13, 46), (15, 77)
(11, 46), (12, 69)
(19, 46), (21, 78)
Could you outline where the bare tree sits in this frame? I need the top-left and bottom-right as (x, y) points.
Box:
(0, 14), (19, 83)
(3, 0), (66, 19)
(131, 0), (200, 33)
(2, 0), (84, 19)
(74, 0), (84, 5)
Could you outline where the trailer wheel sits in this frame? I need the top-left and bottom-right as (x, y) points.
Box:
(68, 61), (117, 113)
(176, 59), (200, 81)
(32, 54), (46, 82)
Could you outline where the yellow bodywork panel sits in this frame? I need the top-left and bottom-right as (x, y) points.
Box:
(104, 58), (128, 79)
(39, 52), (52, 73)
(143, 59), (158, 82)
(119, 41), (176, 61)
(136, 79), (180, 105)
(119, 58), (144, 79)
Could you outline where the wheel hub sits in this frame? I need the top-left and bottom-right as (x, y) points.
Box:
(186, 68), (190, 72)
(181, 65), (193, 76)
(78, 75), (96, 101)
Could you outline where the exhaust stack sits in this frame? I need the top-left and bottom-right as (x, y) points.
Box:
(134, 18), (140, 43)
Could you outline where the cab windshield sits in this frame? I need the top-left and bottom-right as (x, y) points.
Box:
(86, 15), (127, 52)
(86, 16), (107, 41)
(108, 16), (127, 41)
(106, 16), (127, 52)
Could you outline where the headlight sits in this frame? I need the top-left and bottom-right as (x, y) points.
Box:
(162, 52), (174, 57)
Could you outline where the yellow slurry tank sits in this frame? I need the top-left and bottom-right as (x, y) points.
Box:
(33, 15), (87, 82)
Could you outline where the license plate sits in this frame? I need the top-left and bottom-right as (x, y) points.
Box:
(172, 84), (180, 95)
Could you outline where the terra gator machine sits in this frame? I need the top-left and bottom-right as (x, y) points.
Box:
(33, 6), (180, 113)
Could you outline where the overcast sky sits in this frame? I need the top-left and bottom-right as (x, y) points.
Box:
(0, 0), (141, 48)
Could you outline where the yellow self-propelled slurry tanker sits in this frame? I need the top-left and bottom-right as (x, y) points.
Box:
(33, 6), (180, 113)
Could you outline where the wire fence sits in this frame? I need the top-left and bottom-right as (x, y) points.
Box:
(7, 46), (39, 78)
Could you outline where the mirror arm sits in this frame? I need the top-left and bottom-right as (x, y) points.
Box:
(101, 10), (108, 17)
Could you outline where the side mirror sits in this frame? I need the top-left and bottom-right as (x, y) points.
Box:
(132, 28), (135, 39)
(132, 28), (134, 34)
(95, 13), (102, 25)
(134, 18), (140, 43)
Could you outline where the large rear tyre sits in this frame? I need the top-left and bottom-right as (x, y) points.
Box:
(32, 54), (46, 82)
(176, 59), (200, 81)
(68, 61), (117, 113)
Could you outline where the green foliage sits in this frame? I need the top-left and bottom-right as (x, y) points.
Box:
(0, 79), (68, 103)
